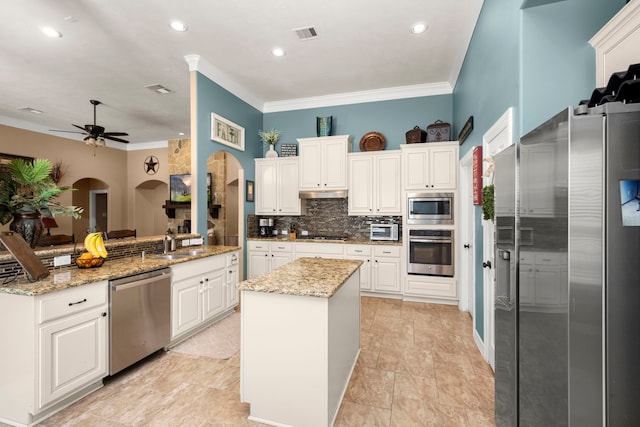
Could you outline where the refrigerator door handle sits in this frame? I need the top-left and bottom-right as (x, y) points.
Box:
(496, 248), (512, 303)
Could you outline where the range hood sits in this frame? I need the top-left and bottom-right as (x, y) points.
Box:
(299, 190), (348, 199)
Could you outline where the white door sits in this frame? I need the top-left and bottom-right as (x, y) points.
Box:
(458, 149), (475, 315)
(483, 107), (514, 369)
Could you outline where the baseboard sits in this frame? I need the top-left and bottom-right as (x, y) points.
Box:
(473, 328), (487, 361)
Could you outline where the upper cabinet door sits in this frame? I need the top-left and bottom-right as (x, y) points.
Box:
(277, 158), (301, 215)
(348, 154), (374, 215)
(375, 152), (401, 214)
(402, 142), (458, 191)
(298, 140), (323, 189)
(323, 139), (348, 190)
(298, 135), (350, 190)
(255, 159), (278, 215)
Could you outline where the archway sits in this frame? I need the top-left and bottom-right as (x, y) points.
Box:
(207, 151), (242, 246)
(72, 177), (109, 238)
(134, 180), (168, 236)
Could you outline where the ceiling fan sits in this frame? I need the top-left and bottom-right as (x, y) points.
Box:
(52, 99), (129, 144)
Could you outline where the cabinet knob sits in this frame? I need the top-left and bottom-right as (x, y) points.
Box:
(102, 312), (107, 317)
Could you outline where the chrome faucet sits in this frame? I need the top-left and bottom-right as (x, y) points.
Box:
(163, 234), (176, 254)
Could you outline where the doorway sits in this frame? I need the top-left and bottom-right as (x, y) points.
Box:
(482, 107), (514, 370)
(459, 149), (476, 316)
(91, 190), (108, 233)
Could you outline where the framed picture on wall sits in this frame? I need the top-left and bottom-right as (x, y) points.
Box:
(211, 113), (245, 151)
(246, 180), (254, 202)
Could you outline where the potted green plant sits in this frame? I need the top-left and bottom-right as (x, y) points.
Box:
(0, 158), (83, 247)
(258, 129), (281, 158)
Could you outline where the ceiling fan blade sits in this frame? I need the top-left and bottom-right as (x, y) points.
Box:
(102, 131), (129, 137)
(103, 135), (129, 143)
(72, 124), (89, 132)
(50, 129), (85, 134)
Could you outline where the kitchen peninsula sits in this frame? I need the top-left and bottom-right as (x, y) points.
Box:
(0, 235), (240, 427)
(240, 257), (362, 427)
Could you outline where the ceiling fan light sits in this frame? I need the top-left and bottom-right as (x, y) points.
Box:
(97, 138), (106, 147)
(84, 136), (97, 146)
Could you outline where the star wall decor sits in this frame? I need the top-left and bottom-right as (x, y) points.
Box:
(144, 155), (159, 175)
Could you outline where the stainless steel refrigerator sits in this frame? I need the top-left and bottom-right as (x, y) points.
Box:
(494, 102), (640, 426)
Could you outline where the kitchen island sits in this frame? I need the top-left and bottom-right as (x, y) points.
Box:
(240, 257), (362, 427)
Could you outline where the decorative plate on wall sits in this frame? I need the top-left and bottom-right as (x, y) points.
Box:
(359, 132), (386, 151)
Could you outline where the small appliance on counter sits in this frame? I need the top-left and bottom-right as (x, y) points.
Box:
(370, 224), (399, 241)
(259, 218), (274, 237)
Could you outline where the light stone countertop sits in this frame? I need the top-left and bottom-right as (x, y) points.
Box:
(0, 245), (240, 297)
(239, 257), (363, 298)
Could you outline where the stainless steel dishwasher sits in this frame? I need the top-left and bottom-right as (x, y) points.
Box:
(109, 268), (171, 375)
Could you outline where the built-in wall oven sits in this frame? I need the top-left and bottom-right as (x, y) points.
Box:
(406, 193), (454, 225)
(407, 229), (454, 277)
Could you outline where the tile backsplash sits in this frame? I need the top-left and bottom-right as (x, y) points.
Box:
(248, 198), (402, 240)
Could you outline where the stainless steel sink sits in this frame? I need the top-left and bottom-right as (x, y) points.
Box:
(150, 249), (208, 260)
(184, 249), (209, 256)
(151, 253), (191, 260)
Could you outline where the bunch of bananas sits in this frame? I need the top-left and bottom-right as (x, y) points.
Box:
(83, 232), (108, 258)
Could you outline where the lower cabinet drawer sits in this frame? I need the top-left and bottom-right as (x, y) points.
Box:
(37, 281), (108, 325)
(405, 277), (457, 298)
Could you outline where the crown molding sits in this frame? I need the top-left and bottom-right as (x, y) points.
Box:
(262, 82), (453, 113)
(184, 54), (264, 112)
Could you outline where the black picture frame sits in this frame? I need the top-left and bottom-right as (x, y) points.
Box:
(246, 180), (254, 202)
(458, 116), (474, 145)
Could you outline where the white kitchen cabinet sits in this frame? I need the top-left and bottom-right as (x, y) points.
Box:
(37, 281), (108, 410)
(345, 244), (401, 294)
(226, 252), (240, 308)
(171, 255), (229, 341)
(298, 135), (350, 191)
(0, 281), (108, 426)
(348, 151), (401, 215)
(344, 245), (372, 291)
(401, 142), (458, 191)
(404, 275), (458, 301)
(294, 242), (345, 260)
(255, 158), (300, 215)
(247, 240), (294, 279)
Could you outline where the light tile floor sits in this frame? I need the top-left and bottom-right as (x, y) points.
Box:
(34, 297), (494, 427)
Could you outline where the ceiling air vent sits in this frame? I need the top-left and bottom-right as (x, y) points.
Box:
(293, 26), (318, 40)
(145, 84), (174, 94)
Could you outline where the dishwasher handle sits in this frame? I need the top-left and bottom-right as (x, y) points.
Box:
(111, 272), (171, 292)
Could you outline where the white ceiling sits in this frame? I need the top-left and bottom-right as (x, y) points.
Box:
(0, 0), (483, 147)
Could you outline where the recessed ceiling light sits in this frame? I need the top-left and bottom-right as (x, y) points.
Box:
(411, 23), (428, 34)
(41, 27), (62, 38)
(272, 48), (286, 57)
(169, 20), (188, 32)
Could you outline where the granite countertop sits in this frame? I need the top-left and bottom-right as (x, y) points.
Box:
(239, 257), (363, 298)
(0, 245), (240, 297)
(246, 237), (402, 246)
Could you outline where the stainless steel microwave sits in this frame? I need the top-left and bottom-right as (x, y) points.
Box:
(406, 193), (454, 225)
(370, 224), (399, 241)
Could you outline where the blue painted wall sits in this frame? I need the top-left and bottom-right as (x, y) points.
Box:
(453, 0), (521, 339)
(195, 72), (262, 272)
(521, 0), (627, 134)
(263, 95), (452, 154)
(453, 0), (625, 339)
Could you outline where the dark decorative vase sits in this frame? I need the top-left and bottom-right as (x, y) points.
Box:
(10, 211), (43, 248)
(316, 116), (333, 137)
